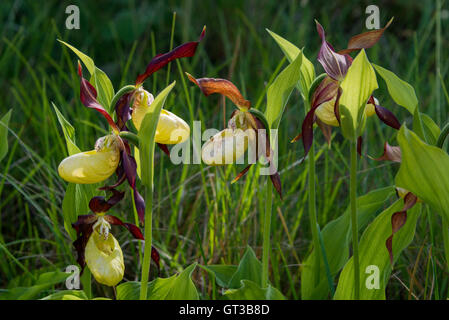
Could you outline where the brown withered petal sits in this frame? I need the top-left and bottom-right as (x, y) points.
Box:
(385, 192), (417, 264)
(374, 142), (402, 162)
(78, 62), (119, 132)
(339, 18), (394, 55)
(231, 164), (253, 184)
(89, 189), (125, 213)
(250, 113), (282, 199)
(135, 26), (206, 85)
(375, 105), (401, 130)
(316, 118), (332, 147)
(186, 74), (251, 110)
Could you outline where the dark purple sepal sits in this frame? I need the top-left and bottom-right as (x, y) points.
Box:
(374, 105), (401, 130)
(316, 21), (352, 81)
(136, 26), (206, 85)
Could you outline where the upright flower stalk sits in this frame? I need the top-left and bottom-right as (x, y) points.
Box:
(186, 74), (282, 288)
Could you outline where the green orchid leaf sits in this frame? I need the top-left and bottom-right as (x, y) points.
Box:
(334, 200), (421, 300)
(199, 264), (238, 288)
(301, 186), (395, 299)
(90, 67), (115, 113)
(138, 81), (176, 187)
(228, 246), (263, 289)
(117, 263), (199, 300)
(52, 102), (80, 155)
(266, 29), (315, 98)
(265, 52), (302, 130)
(396, 126), (449, 220)
(373, 64), (418, 114)
(339, 49), (378, 138)
(0, 271), (70, 300)
(223, 280), (285, 300)
(58, 40), (115, 110)
(413, 111), (440, 145)
(0, 109), (12, 162)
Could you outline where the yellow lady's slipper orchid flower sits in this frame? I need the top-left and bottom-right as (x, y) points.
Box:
(131, 89), (190, 144)
(202, 128), (256, 166)
(85, 223), (124, 287)
(315, 97), (378, 127)
(58, 134), (120, 184)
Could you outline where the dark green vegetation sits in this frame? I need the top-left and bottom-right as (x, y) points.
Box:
(0, 0), (448, 299)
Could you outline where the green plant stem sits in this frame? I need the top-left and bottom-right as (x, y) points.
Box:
(262, 179), (273, 288)
(350, 140), (360, 299)
(109, 85), (136, 113)
(308, 141), (321, 286)
(81, 268), (91, 299)
(139, 162), (154, 300)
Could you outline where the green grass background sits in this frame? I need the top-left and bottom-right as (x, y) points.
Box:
(0, 0), (448, 299)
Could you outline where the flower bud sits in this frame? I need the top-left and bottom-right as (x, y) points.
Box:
(85, 230), (124, 287)
(131, 89), (190, 144)
(364, 97), (378, 117)
(58, 134), (120, 184)
(202, 128), (256, 166)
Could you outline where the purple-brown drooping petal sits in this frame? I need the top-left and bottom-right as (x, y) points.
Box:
(300, 78), (340, 156)
(88, 189), (125, 213)
(104, 215), (144, 240)
(135, 27), (206, 85)
(72, 214), (98, 272)
(115, 92), (134, 131)
(357, 136), (363, 157)
(316, 21), (352, 81)
(374, 142), (402, 162)
(339, 18), (394, 55)
(78, 62), (119, 132)
(121, 150), (145, 224)
(316, 118), (332, 147)
(385, 192), (417, 264)
(157, 143), (170, 156)
(186, 74), (251, 110)
(374, 105), (401, 130)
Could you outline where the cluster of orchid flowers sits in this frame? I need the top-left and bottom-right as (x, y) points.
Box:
(57, 17), (419, 290)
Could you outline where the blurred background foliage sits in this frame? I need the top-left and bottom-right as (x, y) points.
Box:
(0, 0), (447, 299)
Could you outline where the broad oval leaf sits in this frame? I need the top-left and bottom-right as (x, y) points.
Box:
(373, 64), (417, 114)
(138, 81), (176, 186)
(334, 200), (421, 300)
(301, 186), (395, 299)
(266, 29), (315, 97)
(339, 49), (378, 138)
(117, 263), (199, 300)
(265, 53), (302, 130)
(396, 125), (449, 220)
(223, 280), (285, 300)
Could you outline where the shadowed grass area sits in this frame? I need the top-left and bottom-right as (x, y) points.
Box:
(0, 0), (448, 299)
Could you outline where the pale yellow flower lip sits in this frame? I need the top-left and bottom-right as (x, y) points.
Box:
(131, 88), (190, 145)
(58, 135), (120, 184)
(85, 230), (124, 287)
(202, 128), (256, 166)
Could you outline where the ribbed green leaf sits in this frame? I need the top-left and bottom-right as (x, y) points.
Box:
(223, 280), (285, 300)
(301, 186), (395, 299)
(334, 200), (421, 299)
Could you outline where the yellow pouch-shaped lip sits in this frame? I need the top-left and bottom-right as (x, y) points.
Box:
(85, 231), (124, 287)
(133, 106), (190, 145)
(58, 135), (120, 184)
(202, 128), (256, 166)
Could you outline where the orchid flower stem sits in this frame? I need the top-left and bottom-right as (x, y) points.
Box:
(140, 162), (154, 300)
(109, 85), (136, 115)
(308, 140), (321, 286)
(262, 178), (273, 288)
(350, 140), (360, 299)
